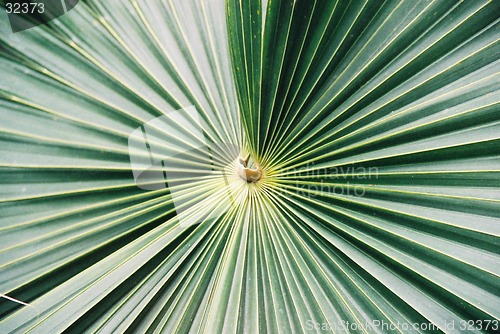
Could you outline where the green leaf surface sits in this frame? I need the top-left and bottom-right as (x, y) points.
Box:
(1, 0), (499, 333)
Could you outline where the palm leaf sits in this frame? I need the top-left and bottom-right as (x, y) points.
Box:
(1, 0), (499, 333)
